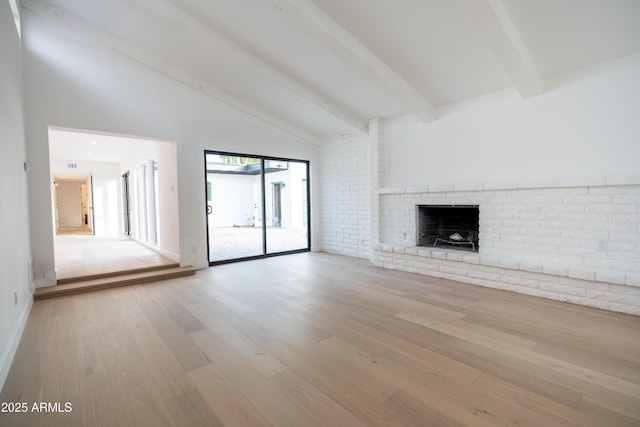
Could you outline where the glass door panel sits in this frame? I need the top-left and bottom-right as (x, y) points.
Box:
(205, 151), (310, 265)
(206, 153), (264, 262)
(265, 160), (309, 254)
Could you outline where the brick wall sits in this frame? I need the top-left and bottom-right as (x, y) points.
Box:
(374, 178), (640, 315)
(372, 246), (640, 315)
(319, 135), (371, 258)
(317, 119), (640, 315)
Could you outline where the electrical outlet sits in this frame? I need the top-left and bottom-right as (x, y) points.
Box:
(14, 290), (18, 306)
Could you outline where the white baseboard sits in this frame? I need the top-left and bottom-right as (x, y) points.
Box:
(131, 238), (180, 263)
(0, 295), (33, 392)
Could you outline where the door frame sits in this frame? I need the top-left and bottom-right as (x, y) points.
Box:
(88, 175), (95, 234)
(272, 182), (283, 227)
(204, 150), (311, 265)
(122, 171), (131, 236)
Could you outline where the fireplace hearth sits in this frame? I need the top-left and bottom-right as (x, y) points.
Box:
(417, 205), (479, 251)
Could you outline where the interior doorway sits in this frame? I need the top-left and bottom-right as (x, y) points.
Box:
(53, 175), (94, 235)
(48, 126), (181, 281)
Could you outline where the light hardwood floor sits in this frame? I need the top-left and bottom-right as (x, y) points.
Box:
(1, 252), (639, 426)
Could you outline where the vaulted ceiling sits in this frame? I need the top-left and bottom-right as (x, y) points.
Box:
(21, 0), (640, 144)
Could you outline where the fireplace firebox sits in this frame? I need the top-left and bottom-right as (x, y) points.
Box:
(417, 205), (479, 251)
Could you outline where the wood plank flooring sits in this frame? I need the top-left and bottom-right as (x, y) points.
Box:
(1, 252), (639, 426)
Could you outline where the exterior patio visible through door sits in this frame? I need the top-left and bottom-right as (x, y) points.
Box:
(205, 151), (310, 264)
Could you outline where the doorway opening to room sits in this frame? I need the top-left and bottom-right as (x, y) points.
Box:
(205, 151), (310, 264)
(48, 127), (180, 282)
(52, 175), (95, 235)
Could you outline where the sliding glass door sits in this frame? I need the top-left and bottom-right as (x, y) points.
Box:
(265, 161), (308, 253)
(205, 151), (310, 264)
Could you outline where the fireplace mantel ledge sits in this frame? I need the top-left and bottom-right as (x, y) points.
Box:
(378, 174), (640, 194)
(374, 243), (640, 289)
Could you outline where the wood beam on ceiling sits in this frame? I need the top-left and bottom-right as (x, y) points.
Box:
(22, 0), (323, 145)
(273, 0), (437, 122)
(459, 0), (543, 98)
(136, 0), (368, 136)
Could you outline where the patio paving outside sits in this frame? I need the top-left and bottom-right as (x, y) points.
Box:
(208, 226), (308, 262)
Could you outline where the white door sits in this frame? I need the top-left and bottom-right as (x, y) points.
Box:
(57, 181), (83, 228)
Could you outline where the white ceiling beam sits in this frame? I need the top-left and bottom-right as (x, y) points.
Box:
(134, 0), (368, 136)
(459, 0), (543, 97)
(22, 0), (322, 145)
(273, 0), (436, 122)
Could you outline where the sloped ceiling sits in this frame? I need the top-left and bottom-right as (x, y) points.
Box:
(21, 0), (640, 143)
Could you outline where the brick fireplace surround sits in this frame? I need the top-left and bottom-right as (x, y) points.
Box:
(374, 179), (640, 316)
(320, 120), (640, 316)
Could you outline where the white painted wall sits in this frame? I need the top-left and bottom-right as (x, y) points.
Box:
(0, 0), (33, 391)
(92, 172), (120, 236)
(22, 8), (319, 285)
(119, 139), (180, 259)
(207, 173), (256, 227)
(155, 141), (180, 260)
(383, 53), (640, 188)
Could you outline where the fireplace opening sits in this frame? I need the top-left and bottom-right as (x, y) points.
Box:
(417, 205), (479, 252)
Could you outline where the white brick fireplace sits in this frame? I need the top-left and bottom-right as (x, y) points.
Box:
(372, 178), (640, 315)
(319, 56), (640, 315)
(320, 129), (640, 316)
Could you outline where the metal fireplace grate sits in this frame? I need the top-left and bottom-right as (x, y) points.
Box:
(417, 205), (479, 252)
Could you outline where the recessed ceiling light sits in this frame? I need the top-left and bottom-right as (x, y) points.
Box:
(91, 141), (97, 145)
(87, 152), (93, 156)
